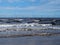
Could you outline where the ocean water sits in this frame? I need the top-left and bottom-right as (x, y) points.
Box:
(0, 36), (60, 45)
(0, 29), (60, 35)
(0, 30), (60, 45)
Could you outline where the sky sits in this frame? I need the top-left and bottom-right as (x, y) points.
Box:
(0, 0), (60, 18)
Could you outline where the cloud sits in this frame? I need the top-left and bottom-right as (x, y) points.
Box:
(0, 6), (36, 10)
(0, 0), (60, 17)
(0, 6), (59, 12)
(7, 0), (20, 3)
(7, 0), (36, 3)
(0, 0), (60, 11)
(27, 0), (36, 2)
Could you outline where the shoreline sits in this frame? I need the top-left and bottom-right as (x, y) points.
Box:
(0, 33), (60, 38)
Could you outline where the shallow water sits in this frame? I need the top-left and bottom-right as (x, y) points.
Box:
(0, 36), (60, 45)
(0, 29), (60, 35)
(0, 30), (60, 45)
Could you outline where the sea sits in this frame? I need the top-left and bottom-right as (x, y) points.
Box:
(0, 29), (60, 45)
(0, 36), (60, 45)
(0, 18), (60, 45)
